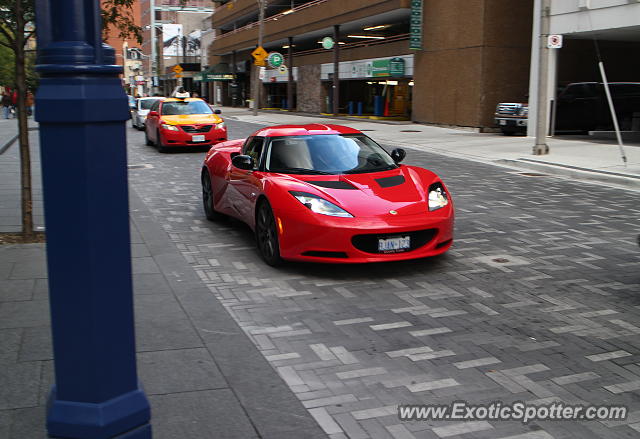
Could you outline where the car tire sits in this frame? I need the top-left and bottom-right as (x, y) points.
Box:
(144, 129), (153, 146)
(156, 130), (168, 153)
(255, 200), (283, 266)
(201, 170), (224, 221)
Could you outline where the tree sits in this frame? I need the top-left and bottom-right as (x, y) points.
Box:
(0, 0), (141, 243)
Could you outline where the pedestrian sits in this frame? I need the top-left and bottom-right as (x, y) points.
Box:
(1, 91), (11, 119)
(26, 91), (34, 117)
(10, 89), (17, 116)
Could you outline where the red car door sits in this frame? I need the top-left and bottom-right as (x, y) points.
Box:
(228, 137), (266, 225)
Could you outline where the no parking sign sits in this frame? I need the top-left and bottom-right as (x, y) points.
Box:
(547, 34), (563, 49)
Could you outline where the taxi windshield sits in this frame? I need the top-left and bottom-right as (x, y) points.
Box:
(161, 100), (212, 116)
(265, 134), (397, 175)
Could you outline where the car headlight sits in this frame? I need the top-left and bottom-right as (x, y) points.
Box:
(290, 191), (353, 217)
(161, 123), (179, 131)
(428, 183), (449, 211)
(216, 122), (225, 130)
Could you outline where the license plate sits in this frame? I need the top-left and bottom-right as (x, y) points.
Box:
(499, 120), (506, 125)
(192, 134), (205, 142)
(378, 236), (411, 253)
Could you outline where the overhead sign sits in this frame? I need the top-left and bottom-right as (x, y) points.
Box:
(267, 52), (284, 68)
(172, 64), (183, 74)
(252, 46), (268, 66)
(372, 58), (406, 77)
(547, 34), (563, 49)
(410, 0), (423, 50)
(321, 36), (334, 50)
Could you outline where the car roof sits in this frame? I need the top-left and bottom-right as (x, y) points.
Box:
(162, 97), (204, 103)
(252, 124), (362, 138)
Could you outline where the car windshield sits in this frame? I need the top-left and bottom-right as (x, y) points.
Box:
(161, 100), (213, 116)
(140, 99), (160, 110)
(265, 134), (397, 175)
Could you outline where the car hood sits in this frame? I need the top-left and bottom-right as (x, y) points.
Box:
(276, 166), (444, 218)
(161, 114), (222, 125)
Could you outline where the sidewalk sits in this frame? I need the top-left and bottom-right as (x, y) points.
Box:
(220, 106), (640, 190)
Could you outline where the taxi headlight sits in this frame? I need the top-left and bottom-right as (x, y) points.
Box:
(161, 124), (179, 131)
(216, 122), (225, 130)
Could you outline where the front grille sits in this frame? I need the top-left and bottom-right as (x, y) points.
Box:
(181, 125), (213, 133)
(495, 104), (522, 116)
(302, 251), (348, 258)
(352, 229), (437, 254)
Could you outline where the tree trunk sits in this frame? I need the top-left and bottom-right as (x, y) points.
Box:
(15, 1), (34, 238)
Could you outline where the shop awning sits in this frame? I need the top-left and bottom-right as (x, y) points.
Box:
(196, 63), (235, 82)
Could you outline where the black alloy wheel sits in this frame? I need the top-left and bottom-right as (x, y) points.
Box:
(255, 201), (282, 266)
(201, 170), (223, 221)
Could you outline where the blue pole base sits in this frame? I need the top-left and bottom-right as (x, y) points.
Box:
(47, 385), (151, 439)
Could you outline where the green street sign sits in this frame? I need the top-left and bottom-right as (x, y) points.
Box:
(410, 0), (423, 50)
(267, 52), (284, 68)
(322, 36), (335, 50)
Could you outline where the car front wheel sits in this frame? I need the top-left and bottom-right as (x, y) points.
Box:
(256, 200), (282, 266)
(156, 130), (168, 153)
(145, 128), (153, 146)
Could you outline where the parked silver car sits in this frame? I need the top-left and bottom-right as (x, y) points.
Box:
(131, 97), (165, 130)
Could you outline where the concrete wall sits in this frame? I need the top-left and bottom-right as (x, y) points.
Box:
(412, 0), (533, 128)
(297, 65), (322, 113)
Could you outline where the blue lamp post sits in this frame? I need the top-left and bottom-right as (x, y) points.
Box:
(35, 1), (151, 438)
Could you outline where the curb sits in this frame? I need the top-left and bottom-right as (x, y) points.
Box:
(0, 127), (39, 155)
(495, 158), (640, 190)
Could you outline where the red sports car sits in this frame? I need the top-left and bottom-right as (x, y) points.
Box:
(201, 124), (454, 265)
(145, 97), (227, 152)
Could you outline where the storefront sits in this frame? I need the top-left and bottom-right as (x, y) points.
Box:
(320, 55), (413, 118)
(261, 67), (299, 109)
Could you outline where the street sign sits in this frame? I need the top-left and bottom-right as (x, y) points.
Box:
(252, 46), (268, 62)
(258, 67), (266, 80)
(267, 52), (284, 68)
(278, 65), (288, 74)
(547, 34), (563, 49)
(321, 36), (334, 50)
(172, 64), (183, 74)
(174, 73), (183, 78)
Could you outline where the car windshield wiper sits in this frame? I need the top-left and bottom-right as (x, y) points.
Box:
(271, 167), (334, 175)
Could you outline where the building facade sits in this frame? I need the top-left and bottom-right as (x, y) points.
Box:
(139, 0), (214, 96)
(527, 0), (640, 135)
(207, 0), (534, 130)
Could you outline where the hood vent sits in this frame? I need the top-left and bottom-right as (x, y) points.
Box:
(306, 180), (357, 190)
(375, 175), (405, 188)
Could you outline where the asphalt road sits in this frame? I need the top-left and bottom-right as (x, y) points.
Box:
(126, 117), (640, 439)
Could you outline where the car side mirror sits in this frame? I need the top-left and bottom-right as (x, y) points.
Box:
(390, 148), (406, 164)
(214, 109), (221, 114)
(148, 111), (159, 117)
(232, 154), (254, 170)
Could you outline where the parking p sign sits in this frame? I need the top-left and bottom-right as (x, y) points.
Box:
(547, 34), (563, 49)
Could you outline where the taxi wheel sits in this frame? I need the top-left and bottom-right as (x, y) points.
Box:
(144, 129), (153, 146)
(255, 200), (283, 266)
(156, 130), (168, 153)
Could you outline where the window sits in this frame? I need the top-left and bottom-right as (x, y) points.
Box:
(243, 137), (265, 169)
(160, 100), (213, 115)
(150, 100), (160, 112)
